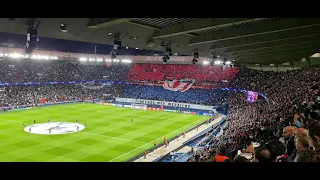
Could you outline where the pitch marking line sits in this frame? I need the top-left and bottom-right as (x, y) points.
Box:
(108, 116), (209, 162)
(0, 118), (21, 123)
(82, 132), (147, 144)
(159, 114), (176, 119)
(0, 118), (147, 144)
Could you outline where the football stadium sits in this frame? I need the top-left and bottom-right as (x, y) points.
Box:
(0, 18), (320, 162)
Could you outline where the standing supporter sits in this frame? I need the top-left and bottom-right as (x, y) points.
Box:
(282, 126), (297, 157)
(294, 149), (320, 162)
(213, 145), (229, 162)
(307, 121), (320, 151)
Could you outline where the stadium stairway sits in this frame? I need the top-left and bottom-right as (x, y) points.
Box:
(134, 115), (225, 162)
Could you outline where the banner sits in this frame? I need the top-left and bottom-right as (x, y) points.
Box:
(162, 79), (195, 92)
(115, 98), (215, 110)
(163, 109), (179, 112)
(81, 81), (108, 90)
(247, 91), (258, 102)
(181, 111), (197, 114)
(147, 107), (162, 111)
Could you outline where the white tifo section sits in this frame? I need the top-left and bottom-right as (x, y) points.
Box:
(24, 122), (85, 135)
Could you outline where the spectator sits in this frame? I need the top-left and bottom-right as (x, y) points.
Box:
(213, 145), (229, 162)
(282, 126), (297, 157)
(254, 147), (272, 162)
(294, 149), (320, 162)
(233, 156), (249, 162)
(264, 140), (286, 162)
(307, 121), (320, 151)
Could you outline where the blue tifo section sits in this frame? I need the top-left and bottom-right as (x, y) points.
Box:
(0, 81), (269, 103)
(123, 84), (228, 105)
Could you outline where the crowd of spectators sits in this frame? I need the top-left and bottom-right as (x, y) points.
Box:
(0, 59), (130, 82)
(0, 85), (122, 108)
(188, 67), (320, 162)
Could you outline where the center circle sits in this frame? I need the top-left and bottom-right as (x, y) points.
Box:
(24, 122), (85, 135)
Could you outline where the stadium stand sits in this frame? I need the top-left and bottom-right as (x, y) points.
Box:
(0, 85), (122, 108)
(0, 59), (130, 82)
(187, 67), (320, 162)
(1, 57), (320, 162)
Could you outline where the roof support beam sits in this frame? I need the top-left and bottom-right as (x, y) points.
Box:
(189, 18), (320, 46)
(152, 18), (266, 39)
(236, 48), (320, 60)
(239, 53), (313, 64)
(87, 18), (136, 28)
(225, 35), (320, 54)
(210, 26), (320, 51)
(231, 41), (320, 56)
(241, 57), (303, 64)
(126, 21), (159, 30)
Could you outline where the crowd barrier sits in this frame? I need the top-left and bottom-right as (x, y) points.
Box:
(125, 117), (213, 162)
(155, 117), (226, 162)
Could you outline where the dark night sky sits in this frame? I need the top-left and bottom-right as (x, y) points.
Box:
(0, 32), (183, 56)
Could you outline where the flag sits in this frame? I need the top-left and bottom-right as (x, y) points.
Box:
(162, 79), (195, 92)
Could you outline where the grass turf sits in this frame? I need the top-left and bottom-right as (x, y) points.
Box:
(0, 103), (209, 162)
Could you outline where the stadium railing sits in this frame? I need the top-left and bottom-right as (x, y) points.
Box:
(155, 120), (226, 162)
(125, 119), (210, 162)
(126, 117), (226, 162)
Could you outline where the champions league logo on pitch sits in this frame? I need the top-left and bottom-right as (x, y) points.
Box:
(24, 122), (85, 135)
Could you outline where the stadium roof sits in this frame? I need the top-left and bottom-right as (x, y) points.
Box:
(0, 18), (320, 64)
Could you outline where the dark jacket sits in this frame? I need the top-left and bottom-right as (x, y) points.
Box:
(286, 149), (297, 162)
(286, 136), (295, 157)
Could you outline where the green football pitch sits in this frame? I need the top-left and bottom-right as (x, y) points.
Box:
(0, 103), (210, 162)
